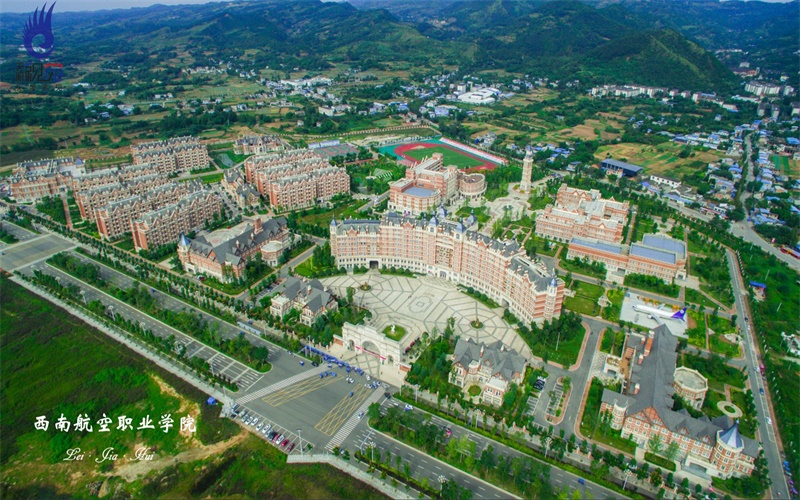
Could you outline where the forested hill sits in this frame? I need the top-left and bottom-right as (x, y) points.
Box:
(0, 0), (743, 91)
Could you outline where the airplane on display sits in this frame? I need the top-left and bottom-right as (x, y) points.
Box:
(632, 304), (687, 323)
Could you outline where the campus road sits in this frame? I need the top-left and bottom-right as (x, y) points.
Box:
(726, 249), (790, 499)
(355, 397), (617, 500)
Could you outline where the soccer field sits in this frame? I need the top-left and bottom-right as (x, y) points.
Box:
(401, 145), (485, 168)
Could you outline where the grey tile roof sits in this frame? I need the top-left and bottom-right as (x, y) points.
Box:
(610, 324), (759, 457)
(272, 276), (333, 313)
(452, 337), (526, 384)
(183, 217), (287, 265)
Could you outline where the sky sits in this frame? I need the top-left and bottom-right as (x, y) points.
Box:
(0, 0), (793, 13)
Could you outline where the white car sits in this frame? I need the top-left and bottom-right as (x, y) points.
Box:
(766, 417), (773, 426)
(256, 422), (264, 431)
(252, 418), (260, 427)
(366, 375), (371, 381)
(357, 411), (365, 420)
(264, 424), (272, 434)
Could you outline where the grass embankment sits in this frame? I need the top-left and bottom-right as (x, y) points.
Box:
(0, 276), (386, 500)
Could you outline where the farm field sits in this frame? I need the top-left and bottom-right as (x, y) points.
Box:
(772, 154), (800, 176)
(595, 142), (725, 176)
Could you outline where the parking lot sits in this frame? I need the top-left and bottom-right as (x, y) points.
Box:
(0, 233), (75, 271)
(234, 362), (384, 453)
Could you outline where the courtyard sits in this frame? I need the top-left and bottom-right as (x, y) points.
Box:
(319, 273), (534, 361)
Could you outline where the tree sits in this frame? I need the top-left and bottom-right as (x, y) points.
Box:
(664, 441), (680, 462)
(648, 434), (663, 455)
(650, 469), (663, 487)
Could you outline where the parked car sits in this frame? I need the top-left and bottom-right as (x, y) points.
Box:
(256, 422), (264, 431)
(357, 411), (365, 419)
(311, 361), (319, 367)
(288, 442), (296, 452)
(281, 439), (290, 448)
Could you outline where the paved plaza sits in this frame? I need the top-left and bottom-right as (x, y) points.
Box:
(319, 273), (533, 360)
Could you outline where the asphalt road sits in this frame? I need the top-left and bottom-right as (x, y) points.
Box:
(360, 397), (616, 500)
(727, 249), (790, 499)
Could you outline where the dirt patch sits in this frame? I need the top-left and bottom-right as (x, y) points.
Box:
(151, 375), (201, 440)
(108, 429), (246, 483)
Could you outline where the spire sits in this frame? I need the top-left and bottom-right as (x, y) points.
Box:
(718, 422), (744, 449)
(178, 232), (190, 247)
(330, 215), (337, 227)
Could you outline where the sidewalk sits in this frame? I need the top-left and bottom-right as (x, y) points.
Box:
(288, 453), (418, 499)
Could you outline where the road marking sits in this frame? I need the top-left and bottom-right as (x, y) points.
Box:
(267, 375), (340, 407)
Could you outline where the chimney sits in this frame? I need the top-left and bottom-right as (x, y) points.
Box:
(638, 354), (644, 365)
(634, 383), (640, 395)
(480, 345), (485, 358)
(235, 240), (240, 248)
(307, 285), (311, 295)
(254, 218), (263, 235)
(644, 330), (655, 356)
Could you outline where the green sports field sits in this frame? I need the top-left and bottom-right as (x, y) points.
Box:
(402, 145), (485, 169)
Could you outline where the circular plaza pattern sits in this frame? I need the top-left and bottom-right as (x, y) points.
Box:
(319, 273), (533, 360)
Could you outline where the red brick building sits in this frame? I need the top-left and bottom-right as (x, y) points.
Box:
(535, 184), (629, 244)
(330, 213), (564, 325)
(177, 217), (289, 280)
(131, 191), (223, 251)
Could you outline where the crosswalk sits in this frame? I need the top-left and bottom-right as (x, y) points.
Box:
(235, 366), (326, 404)
(325, 389), (384, 452)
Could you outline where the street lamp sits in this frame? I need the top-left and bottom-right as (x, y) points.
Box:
(438, 475), (446, 492)
(623, 469), (633, 491)
(79, 289), (87, 304)
(296, 429), (303, 455)
(544, 436), (552, 458)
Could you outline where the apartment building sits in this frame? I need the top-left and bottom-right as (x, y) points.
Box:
(535, 184), (629, 244)
(131, 190), (223, 251)
(270, 167), (350, 211)
(330, 212), (564, 325)
(76, 174), (171, 220)
(567, 234), (687, 282)
(131, 136), (209, 175)
(177, 217), (289, 280)
(95, 181), (201, 240)
(450, 337), (526, 407)
(243, 149), (350, 211)
(9, 156), (86, 203)
(600, 325), (757, 480)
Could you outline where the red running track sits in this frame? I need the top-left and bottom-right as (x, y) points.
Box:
(392, 142), (498, 171)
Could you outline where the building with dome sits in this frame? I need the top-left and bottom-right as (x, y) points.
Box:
(600, 324), (758, 480)
(329, 212), (564, 325)
(388, 153), (485, 216)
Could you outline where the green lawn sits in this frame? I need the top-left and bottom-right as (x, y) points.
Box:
(524, 235), (560, 258)
(685, 288), (717, 308)
(527, 327), (585, 368)
(730, 389), (757, 439)
(572, 281), (604, 300)
(601, 288), (625, 323)
(687, 309), (706, 349)
(402, 145), (485, 169)
(455, 205), (491, 224)
(706, 314), (735, 336)
(563, 295), (600, 316)
(709, 334), (740, 357)
(294, 256), (319, 278)
(382, 325), (407, 341)
(114, 236), (135, 251)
